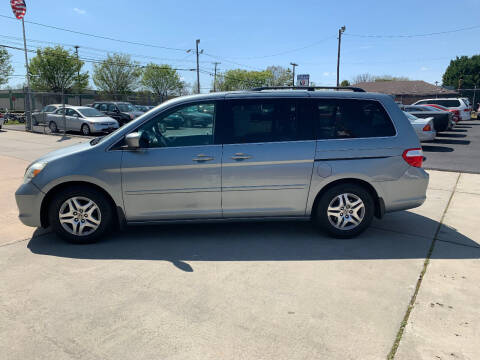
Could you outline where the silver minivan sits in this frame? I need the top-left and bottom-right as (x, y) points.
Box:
(16, 87), (429, 243)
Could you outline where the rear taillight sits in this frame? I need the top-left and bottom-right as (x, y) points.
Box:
(402, 148), (423, 168)
(422, 124), (431, 131)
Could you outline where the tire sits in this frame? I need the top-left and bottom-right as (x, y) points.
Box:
(48, 186), (114, 244)
(81, 124), (91, 136)
(48, 121), (58, 133)
(313, 183), (374, 238)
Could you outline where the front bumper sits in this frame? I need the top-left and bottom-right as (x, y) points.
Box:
(15, 181), (45, 228)
(93, 124), (119, 133)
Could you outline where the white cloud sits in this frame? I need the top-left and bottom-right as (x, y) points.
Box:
(420, 66), (429, 71)
(323, 72), (330, 77)
(73, 8), (86, 15)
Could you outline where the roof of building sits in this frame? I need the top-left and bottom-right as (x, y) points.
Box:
(354, 80), (458, 96)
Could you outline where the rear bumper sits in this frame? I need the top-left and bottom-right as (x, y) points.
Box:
(379, 167), (429, 213)
(15, 181), (44, 228)
(418, 130), (436, 142)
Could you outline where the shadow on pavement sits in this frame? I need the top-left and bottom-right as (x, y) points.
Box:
(436, 133), (467, 138)
(422, 145), (454, 152)
(27, 212), (479, 272)
(432, 139), (470, 145)
(448, 129), (468, 132)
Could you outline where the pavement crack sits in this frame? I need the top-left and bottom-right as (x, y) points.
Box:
(387, 172), (461, 360)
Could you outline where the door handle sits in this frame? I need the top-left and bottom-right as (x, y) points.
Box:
(231, 153), (252, 160)
(193, 154), (214, 162)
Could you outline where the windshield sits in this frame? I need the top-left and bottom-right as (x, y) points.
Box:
(78, 108), (105, 117)
(117, 103), (136, 112)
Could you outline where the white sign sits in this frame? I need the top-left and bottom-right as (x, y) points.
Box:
(297, 74), (310, 87)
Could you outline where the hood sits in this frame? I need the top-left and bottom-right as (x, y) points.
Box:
(33, 141), (92, 165)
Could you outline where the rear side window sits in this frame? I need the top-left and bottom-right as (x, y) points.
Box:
(222, 99), (313, 144)
(313, 99), (396, 139)
(422, 99), (461, 107)
(99, 104), (108, 111)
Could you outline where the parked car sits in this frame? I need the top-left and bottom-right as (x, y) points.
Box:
(0, 112), (4, 129)
(403, 111), (436, 141)
(32, 104), (62, 125)
(420, 104), (460, 123)
(134, 105), (154, 112)
(401, 105), (452, 132)
(92, 101), (144, 126)
(46, 106), (119, 135)
(15, 87), (428, 243)
(413, 98), (471, 121)
(178, 105), (213, 127)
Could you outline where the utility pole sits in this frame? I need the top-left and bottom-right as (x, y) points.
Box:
(290, 62), (298, 86)
(435, 81), (439, 98)
(213, 62), (220, 92)
(473, 83), (478, 112)
(74, 45), (81, 105)
(336, 25), (346, 87)
(196, 39), (201, 94)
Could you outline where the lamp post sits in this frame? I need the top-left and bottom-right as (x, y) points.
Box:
(290, 62), (298, 86)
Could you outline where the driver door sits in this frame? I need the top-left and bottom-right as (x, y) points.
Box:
(121, 101), (221, 221)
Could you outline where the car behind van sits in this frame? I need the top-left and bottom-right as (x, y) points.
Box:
(16, 87), (428, 243)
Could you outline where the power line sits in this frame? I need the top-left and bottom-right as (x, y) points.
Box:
(345, 24), (480, 38)
(0, 14), (189, 52)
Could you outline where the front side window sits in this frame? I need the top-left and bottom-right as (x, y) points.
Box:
(117, 103), (135, 112)
(107, 104), (117, 112)
(99, 104), (108, 112)
(314, 99), (396, 139)
(136, 102), (215, 148)
(223, 99), (312, 144)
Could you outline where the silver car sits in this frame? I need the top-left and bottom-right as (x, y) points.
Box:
(46, 106), (119, 135)
(403, 111), (436, 141)
(16, 87), (429, 243)
(32, 104), (62, 125)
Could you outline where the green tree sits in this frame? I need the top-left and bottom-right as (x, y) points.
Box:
(93, 54), (141, 96)
(265, 65), (292, 86)
(0, 48), (13, 87)
(28, 46), (88, 92)
(216, 69), (274, 91)
(442, 55), (480, 89)
(141, 64), (185, 100)
(340, 80), (350, 86)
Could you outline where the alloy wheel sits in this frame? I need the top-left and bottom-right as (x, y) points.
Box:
(327, 193), (365, 230)
(58, 196), (101, 236)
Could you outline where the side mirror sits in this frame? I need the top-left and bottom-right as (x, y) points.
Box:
(125, 132), (141, 149)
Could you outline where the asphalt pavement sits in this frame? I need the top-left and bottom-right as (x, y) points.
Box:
(423, 119), (480, 174)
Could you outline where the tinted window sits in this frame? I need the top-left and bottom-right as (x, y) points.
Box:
(65, 109), (78, 117)
(223, 99), (312, 144)
(117, 103), (135, 112)
(136, 102), (215, 148)
(421, 99), (461, 107)
(99, 103), (108, 112)
(107, 104), (117, 112)
(314, 99), (396, 139)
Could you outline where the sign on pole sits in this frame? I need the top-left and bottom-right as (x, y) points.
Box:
(297, 74), (310, 87)
(10, 0), (32, 130)
(10, 0), (26, 19)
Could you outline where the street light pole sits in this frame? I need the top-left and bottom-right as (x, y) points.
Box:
(336, 25), (346, 87)
(21, 18), (32, 130)
(213, 62), (220, 92)
(290, 62), (298, 86)
(196, 39), (201, 94)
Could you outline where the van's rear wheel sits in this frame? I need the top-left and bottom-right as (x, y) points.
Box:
(314, 184), (374, 238)
(48, 186), (113, 244)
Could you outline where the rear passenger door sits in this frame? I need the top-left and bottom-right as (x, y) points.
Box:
(220, 98), (316, 217)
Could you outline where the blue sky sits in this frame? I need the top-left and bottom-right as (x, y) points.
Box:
(1, 0), (479, 91)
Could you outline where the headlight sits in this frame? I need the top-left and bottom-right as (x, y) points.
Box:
(23, 162), (47, 184)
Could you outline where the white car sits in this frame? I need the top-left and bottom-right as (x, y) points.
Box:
(404, 111), (436, 141)
(413, 98), (471, 121)
(46, 106), (119, 135)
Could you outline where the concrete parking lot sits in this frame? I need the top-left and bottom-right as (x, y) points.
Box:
(0, 129), (479, 359)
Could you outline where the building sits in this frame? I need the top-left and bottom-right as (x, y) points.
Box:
(355, 80), (459, 104)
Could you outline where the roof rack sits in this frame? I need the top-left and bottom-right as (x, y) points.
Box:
(250, 86), (366, 92)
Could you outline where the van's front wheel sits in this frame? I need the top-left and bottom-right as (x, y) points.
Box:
(314, 184), (374, 238)
(48, 186), (113, 244)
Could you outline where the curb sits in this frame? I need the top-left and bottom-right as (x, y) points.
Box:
(3, 126), (94, 140)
